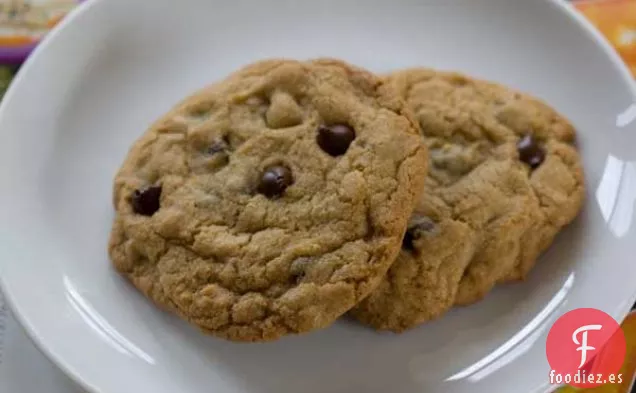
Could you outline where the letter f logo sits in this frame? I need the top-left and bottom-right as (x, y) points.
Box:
(572, 324), (603, 369)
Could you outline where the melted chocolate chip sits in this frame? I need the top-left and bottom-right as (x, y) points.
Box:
(403, 216), (437, 251)
(131, 186), (162, 216)
(317, 124), (355, 156)
(257, 165), (293, 198)
(517, 135), (545, 169)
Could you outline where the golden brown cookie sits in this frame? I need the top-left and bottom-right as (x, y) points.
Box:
(351, 68), (584, 332)
(108, 59), (428, 342)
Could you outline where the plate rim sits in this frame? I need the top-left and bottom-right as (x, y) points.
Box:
(0, 1), (635, 393)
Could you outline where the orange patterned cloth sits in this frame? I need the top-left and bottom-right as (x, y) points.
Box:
(575, 0), (636, 77)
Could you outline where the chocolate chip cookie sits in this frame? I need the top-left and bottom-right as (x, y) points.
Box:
(108, 59), (428, 342)
(351, 68), (584, 332)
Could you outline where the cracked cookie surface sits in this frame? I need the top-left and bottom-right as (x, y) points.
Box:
(108, 59), (428, 342)
(351, 69), (584, 332)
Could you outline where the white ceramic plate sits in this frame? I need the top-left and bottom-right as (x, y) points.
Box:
(0, 0), (635, 392)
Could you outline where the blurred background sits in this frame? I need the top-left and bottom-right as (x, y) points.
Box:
(574, 0), (636, 77)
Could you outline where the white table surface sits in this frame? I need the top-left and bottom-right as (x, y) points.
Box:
(0, 291), (85, 393)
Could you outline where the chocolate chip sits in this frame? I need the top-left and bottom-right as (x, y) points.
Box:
(131, 186), (162, 216)
(257, 165), (293, 198)
(207, 138), (229, 155)
(292, 271), (305, 283)
(517, 135), (545, 169)
(403, 216), (437, 251)
(290, 257), (312, 283)
(317, 124), (355, 156)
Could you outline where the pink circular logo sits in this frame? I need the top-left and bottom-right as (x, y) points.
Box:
(546, 308), (626, 388)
